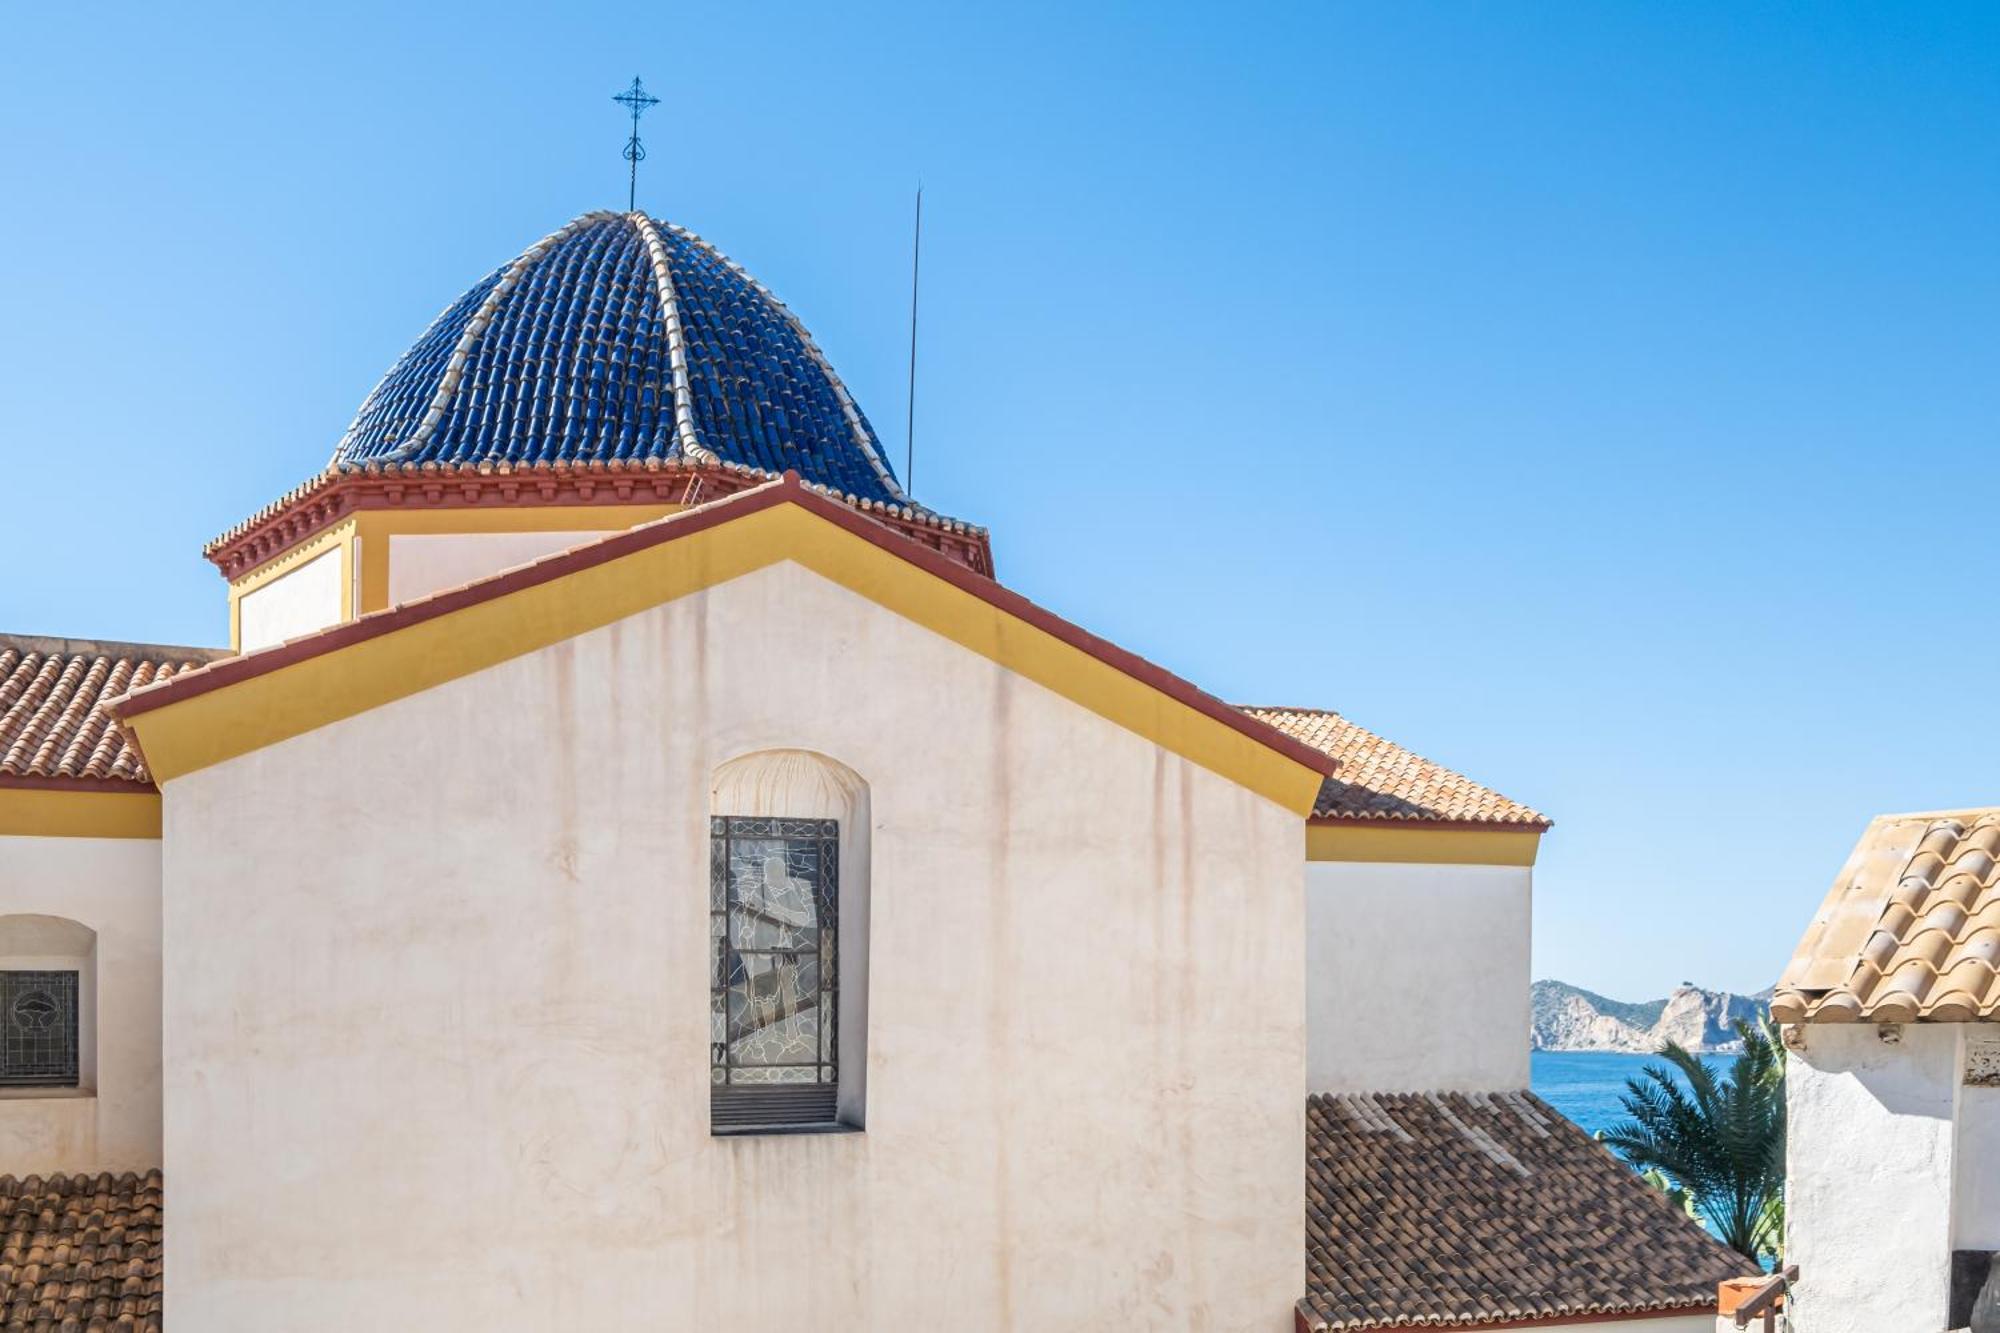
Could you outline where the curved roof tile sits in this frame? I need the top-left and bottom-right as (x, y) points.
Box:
(1242, 706), (1549, 828)
(0, 636), (227, 786)
(1301, 1091), (1750, 1330)
(0, 1170), (162, 1331)
(1773, 808), (2000, 1024)
(331, 212), (904, 503)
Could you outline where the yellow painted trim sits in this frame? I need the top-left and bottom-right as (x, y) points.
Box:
(352, 504), (682, 613)
(1306, 824), (1541, 866)
(226, 519), (358, 651)
(127, 502), (1325, 814)
(0, 789), (161, 839)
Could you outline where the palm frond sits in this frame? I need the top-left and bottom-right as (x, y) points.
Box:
(1603, 1019), (1787, 1262)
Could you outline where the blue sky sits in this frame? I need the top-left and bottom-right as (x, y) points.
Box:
(3, 4), (1995, 998)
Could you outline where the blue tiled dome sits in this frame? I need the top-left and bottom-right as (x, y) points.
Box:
(332, 211), (906, 503)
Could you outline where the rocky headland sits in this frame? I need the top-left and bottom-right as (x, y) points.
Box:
(1531, 980), (1770, 1053)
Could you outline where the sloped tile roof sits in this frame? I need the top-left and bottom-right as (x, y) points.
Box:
(1241, 707), (1549, 828)
(0, 637), (227, 786)
(1300, 1092), (1750, 1330)
(0, 1171), (161, 1332)
(1772, 808), (2000, 1024)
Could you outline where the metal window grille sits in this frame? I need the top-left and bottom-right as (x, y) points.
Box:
(0, 971), (78, 1088)
(710, 816), (839, 1130)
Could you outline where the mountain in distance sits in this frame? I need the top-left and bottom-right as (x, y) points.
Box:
(1531, 979), (1771, 1053)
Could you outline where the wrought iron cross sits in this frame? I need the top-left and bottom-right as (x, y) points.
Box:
(613, 76), (661, 212)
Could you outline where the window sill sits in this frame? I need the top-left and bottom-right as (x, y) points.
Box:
(712, 1121), (862, 1139)
(0, 1085), (92, 1102)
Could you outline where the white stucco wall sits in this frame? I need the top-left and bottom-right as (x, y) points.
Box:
(238, 546), (344, 652)
(161, 560), (1306, 1331)
(1305, 859), (1530, 1093)
(0, 835), (162, 1173)
(387, 531), (607, 606)
(1786, 1022), (1958, 1333)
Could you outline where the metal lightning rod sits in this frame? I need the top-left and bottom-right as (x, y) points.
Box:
(904, 184), (923, 492)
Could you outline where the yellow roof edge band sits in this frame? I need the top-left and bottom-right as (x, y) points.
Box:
(1307, 823), (1541, 866)
(0, 787), (162, 840)
(124, 498), (1326, 816)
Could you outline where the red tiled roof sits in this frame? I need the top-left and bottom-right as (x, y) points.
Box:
(0, 637), (227, 787)
(1301, 1092), (1749, 1330)
(1772, 808), (2000, 1024)
(1242, 707), (1549, 828)
(0, 1171), (161, 1332)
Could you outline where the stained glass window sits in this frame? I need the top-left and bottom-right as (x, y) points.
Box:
(710, 816), (838, 1129)
(0, 971), (78, 1088)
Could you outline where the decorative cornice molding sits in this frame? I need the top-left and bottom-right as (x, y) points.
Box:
(205, 460), (993, 581)
(0, 773), (158, 795)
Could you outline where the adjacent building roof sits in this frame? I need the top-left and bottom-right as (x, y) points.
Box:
(1242, 707), (1548, 828)
(0, 1171), (162, 1332)
(331, 211), (906, 504)
(0, 637), (227, 788)
(1300, 1091), (1749, 1331)
(1772, 807), (2000, 1024)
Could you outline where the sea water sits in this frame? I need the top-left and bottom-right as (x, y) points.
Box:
(1531, 1049), (1690, 1139)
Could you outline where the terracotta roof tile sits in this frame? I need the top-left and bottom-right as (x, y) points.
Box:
(0, 637), (227, 786)
(1772, 807), (2000, 1024)
(1241, 707), (1549, 828)
(1301, 1092), (1749, 1330)
(0, 1170), (161, 1332)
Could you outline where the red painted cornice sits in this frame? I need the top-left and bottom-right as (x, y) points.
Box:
(204, 460), (995, 581)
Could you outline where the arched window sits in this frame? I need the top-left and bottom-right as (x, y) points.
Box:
(0, 915), (93, 1092)
(709, 751), (868, 1133)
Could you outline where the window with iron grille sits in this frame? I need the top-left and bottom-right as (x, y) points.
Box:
(0, 971), (78, 1088)
(710, 816), (839, 1130)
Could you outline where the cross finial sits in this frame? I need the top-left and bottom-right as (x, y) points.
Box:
(613, 76), (662, 213)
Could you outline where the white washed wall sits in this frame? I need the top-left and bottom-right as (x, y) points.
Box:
(1305, 860), (1531, 1093)
(162, 560), (1306, 1331)
(1787, 1023), (1957, 1333)
(0, 835), (162, 1172)
(238, 546), (343, 652)
(387, 531), (607, 606)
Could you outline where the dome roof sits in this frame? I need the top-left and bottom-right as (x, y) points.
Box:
(332, 211), (906, 504)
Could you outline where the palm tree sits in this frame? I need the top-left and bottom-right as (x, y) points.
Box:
(1601, 1018), (1785, 1263)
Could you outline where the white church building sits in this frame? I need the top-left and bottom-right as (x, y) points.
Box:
(0, 209), (1744, 1330)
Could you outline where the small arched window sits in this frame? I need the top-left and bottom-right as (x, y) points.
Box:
(709, 751), (868, 1134)
(0, 915), (93, 1091)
